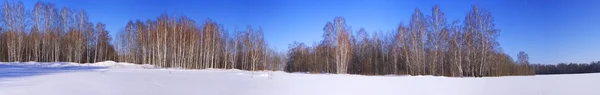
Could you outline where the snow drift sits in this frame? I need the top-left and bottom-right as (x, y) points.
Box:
(0, 61), (598, 95)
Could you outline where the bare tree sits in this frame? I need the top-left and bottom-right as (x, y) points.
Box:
(408, 8), (427, 75)
(426, 5), (448, 75)
(517, 51), (529, 65)
(333, 17), (351, 74)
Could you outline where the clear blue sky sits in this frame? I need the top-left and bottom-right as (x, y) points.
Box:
(22, 0), (600, 64)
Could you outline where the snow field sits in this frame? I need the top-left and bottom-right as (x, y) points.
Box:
(0, 61), (598, 95)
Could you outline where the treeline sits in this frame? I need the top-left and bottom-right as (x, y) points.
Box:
(0, 0), (287, 71)
(284, 5), (535, 77)
(114, 15), (286, 71)
(1, 0), (536, 77)
(532, 61), (600, 74)
(0, 1), (116, 63)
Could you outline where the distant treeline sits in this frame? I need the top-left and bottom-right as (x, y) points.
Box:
(284, 5), (535, 77)
(531, 61), (600, 74)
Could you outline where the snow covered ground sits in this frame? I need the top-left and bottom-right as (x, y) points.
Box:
(0, 61), (598, 95)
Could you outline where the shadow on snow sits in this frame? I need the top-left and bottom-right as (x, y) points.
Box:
(0, 62), (107, 79)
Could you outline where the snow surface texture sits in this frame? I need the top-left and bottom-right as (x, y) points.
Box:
(0, 61), (598, 95)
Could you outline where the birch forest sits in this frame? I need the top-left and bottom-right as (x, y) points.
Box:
(0, 0), (536, 77)
(284, 5), (535, 77)
(0, 1), (116, 63)
(115, 16), (286, 71)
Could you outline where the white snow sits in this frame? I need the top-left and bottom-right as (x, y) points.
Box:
(0, 61), (599, 95)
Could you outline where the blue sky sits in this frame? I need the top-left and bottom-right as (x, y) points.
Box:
(22, 0), (600, 64)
